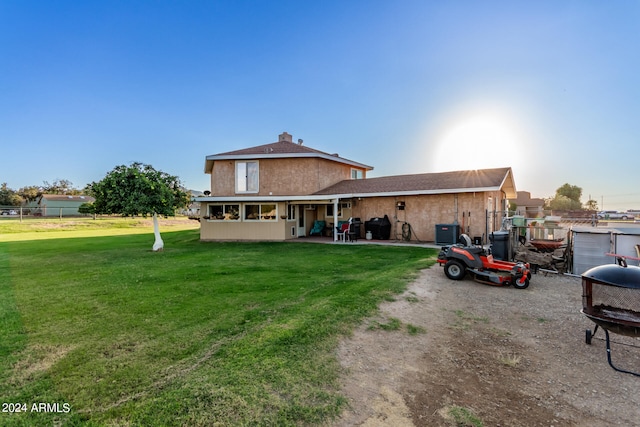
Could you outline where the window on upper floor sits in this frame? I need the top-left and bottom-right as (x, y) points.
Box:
(236, 161), (259, 193)
(351, 169), (363, 179)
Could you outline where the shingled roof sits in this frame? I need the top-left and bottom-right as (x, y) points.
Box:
(205, 132), (373, 173)
(39, 194), (95, 203)
(314, 167), (516, 198)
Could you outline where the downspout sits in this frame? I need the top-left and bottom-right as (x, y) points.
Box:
(453, 194), (459, 224)
(502, 190), (509, 219)
(485, 208), (489, 245)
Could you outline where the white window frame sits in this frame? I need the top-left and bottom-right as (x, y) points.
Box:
(351, 168), (363, 179)
(236, 161), (259, 193)
(287, 204), (296, 221)
(326, 204), (343, 218)
(244, 203), (277, 221)
(207, 204), (240, 221)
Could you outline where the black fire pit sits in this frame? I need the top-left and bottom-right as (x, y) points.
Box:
(581, 257), (640, 376)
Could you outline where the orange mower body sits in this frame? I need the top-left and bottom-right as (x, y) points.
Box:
(437, 235), (531, 289)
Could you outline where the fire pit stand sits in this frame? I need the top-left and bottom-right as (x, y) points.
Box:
(581, 257), (640, 377)
(585, 324), (639, 377)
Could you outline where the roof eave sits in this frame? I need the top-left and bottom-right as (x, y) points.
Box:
(323, 186), (504, 198)
(196, 186), (503, 202)
(499, 168), (517, 199)
(194, 194), (340, 203)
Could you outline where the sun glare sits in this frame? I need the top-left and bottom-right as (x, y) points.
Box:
(427, 111), (525, 173)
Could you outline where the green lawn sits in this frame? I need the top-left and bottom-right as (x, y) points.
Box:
(0, 216), (199, 241)
(1, 222), (436, 426)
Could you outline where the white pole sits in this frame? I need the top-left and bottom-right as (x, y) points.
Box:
(333, 199), (339, 241)
(152, 213), (164, 252)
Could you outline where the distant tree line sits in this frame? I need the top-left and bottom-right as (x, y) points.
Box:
(3, 163), (189, 218)
(0, 179), (86, 206)
(2, 163), (189, 251)
(508, 183), (599, 215)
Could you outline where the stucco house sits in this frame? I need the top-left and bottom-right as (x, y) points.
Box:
(196, 132), (517, 243)
(511, 191), (545, 218)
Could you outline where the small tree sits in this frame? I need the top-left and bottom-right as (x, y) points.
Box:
(545, 183), (583, 211)
(78, 202), (96, 217)
(89, 163), (190, 251)
(584, 199), (599, 211)
(17, 185), (42, 203)
(556, 183), (582, 202)
(0, 183), (23, 206)
(547, 194), (578, 211)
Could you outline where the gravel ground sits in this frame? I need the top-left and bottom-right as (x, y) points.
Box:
(335, 264), (640, 426)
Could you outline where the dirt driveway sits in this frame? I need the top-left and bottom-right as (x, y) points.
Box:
(335, 265), (640, 426)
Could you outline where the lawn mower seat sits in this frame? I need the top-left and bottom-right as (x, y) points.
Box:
(309, 220), (326, 236)
(459, 234), (484, 254)
(459, 234), (473, 247)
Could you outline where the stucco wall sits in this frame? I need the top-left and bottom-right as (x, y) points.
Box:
(349, 192), (505, 242)
(200, 219), (294, 241)
(200, 202), (297, 241)
(210, 161), (235, 196)
(209, 158), (365, 196)
(199, 192), (508, 243)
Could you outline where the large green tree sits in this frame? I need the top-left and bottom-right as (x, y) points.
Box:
(89, 163), (190, 251)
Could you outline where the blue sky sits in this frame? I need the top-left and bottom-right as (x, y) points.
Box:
(1, 1), (638, 210)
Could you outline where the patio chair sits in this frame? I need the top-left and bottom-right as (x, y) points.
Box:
(309, 220), (326, 236)
(335, 222), (350, 242)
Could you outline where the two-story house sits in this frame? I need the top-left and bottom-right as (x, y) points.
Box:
(196, 132), (517, 243)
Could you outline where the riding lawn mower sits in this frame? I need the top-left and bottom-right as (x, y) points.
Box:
(437, 234), (532, 289)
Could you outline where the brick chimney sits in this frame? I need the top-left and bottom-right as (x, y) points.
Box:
(278, 132), (293, 142)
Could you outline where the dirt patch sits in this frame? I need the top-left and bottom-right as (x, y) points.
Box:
(336, 265), (640, 426)
(10, 344), (74, 385)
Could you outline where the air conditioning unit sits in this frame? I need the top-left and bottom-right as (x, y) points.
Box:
(435, 224), (460, 245)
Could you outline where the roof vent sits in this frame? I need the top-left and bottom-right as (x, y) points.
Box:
(279, 132), (293, 142)
(297, 139), (303, 145)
